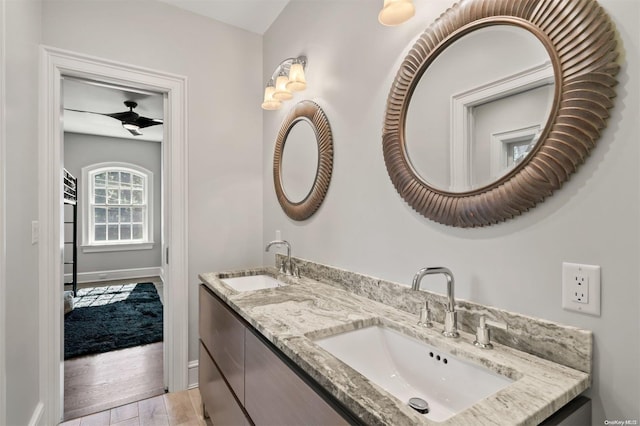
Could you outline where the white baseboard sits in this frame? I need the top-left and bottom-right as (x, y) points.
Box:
(64, 266), (162, 284)
(28, 402), (43, 426)
(188, 360), (198, 389)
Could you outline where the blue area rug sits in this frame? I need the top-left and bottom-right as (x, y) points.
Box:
(64, 283), (163, 360)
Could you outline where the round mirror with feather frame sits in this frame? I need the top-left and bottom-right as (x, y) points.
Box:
(382, 0), (619, 227)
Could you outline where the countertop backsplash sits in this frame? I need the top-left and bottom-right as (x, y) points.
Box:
(279, 255), (592, 374)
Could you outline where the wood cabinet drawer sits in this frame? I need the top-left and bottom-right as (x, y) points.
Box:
(199, 285), (245, 402)
(244, 330), (349, 426)
(199, 343), (250, 426)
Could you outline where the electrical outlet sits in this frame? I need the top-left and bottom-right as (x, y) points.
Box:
(562, 262), (601, 316)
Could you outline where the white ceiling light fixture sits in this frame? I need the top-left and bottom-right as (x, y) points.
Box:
(262, 56), (307, 111)
(378, 0), (415, 26)
(122, 122), (142, 136)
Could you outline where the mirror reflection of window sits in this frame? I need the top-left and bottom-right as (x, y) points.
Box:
(488, 124), (541, 181)
(508, 139), (535, 168)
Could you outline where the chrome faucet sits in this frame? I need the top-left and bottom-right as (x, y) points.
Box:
(412, 267), (459, 338)
(265, 240), (293, 276)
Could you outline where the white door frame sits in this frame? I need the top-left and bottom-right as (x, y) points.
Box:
(38, 46), (189, 425)
(0, 1), (6, 425)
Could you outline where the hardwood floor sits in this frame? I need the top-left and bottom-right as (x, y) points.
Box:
(64, 342), (165, 421)
(59, 389), (211, 426)
(64, 277), (165, 420)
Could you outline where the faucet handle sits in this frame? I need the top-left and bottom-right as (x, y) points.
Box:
(417, 301), (433, 328)
(278, 258), (286, 274)
(484, 317), (507, 330)
(473, 316), (507, 349)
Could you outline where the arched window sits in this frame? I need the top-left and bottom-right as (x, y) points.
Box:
(81, 162), (154, 252)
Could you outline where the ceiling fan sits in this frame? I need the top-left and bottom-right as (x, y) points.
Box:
(65, 100), (163, 136)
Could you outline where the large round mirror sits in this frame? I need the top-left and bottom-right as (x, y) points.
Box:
(405, 25), (555, 192)
(280, 119), (319, 203)
(383, 0), (619, 227)
(274, 100), (333, 221)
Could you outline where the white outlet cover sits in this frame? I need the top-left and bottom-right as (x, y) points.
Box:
(562, 262), (601, 316)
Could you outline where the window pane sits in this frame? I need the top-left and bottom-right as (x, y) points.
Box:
(132, 207), (143, 223)
(120, 224), (131, 240)
(95, 225), (106, 241)
(108, 207), (119, 223)
(107, 189), (119, 204)
(89, 166), (150, 245)
(108, 171), (119, 184)
(132, 224), (143, 240)
(94, 207), (106, 224)
(132, 190), (143, 205)
(132, 174), (143, 187)
(94, 173), (106, 188)
(120, 172), (131, 184)
(108, 225), (119, 240)
(120, 189), (131, 204)
(120, 207), (131, 223)
(94, 188), (106, 204)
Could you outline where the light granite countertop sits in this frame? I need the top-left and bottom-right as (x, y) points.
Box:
(199, 267), (590, 425)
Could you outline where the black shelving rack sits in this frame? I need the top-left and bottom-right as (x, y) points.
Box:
(63, 169), (78, 297)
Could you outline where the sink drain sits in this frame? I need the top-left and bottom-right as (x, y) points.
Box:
(408, 397), (430, 414)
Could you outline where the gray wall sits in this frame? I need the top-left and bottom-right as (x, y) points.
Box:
(64, 132), (162, 274)
(263, 0), (639, 423)
(4, 0), (42, 424)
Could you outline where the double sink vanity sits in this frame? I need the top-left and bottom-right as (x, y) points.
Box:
(198, 253), (592, 425)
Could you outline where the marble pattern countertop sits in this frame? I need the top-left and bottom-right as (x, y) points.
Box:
(199, 266), (590, 425)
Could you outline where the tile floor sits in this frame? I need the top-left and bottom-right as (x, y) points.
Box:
(60, 388), (212, 426)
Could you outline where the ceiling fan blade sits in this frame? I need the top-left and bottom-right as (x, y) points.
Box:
(64, 108), (109, 117)
(65, 108), (136, 124)
(135, 116), (164, 129)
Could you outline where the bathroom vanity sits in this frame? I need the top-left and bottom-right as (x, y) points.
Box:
(198, 284), (352, 425)
(199, 258), (592, 425)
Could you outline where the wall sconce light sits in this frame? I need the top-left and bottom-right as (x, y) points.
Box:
(262, 55), (307, 110)
(378, 0), (415, 26)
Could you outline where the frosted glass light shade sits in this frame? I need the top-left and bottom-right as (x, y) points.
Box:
(261, 86), (282, 110)
(378, 0), (415, 26)
(286, 63), (307, 92)
(273, 75), (293, 101)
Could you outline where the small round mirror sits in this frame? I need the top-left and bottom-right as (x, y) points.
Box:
(273, 101), (333, 221)
(280, 119), (319, 203)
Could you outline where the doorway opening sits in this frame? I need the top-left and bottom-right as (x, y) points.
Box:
(61, 77), (166, 419)
(39, 46), (189, 425)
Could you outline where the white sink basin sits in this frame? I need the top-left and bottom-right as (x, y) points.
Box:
(221, 275), (287, 292)
(313, 325), (513, 422)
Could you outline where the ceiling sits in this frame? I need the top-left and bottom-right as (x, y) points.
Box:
(157, 0), (291, 35)
(63, 1), (290, 142)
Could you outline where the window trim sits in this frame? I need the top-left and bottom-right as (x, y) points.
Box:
(81, 162), (154, 252)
